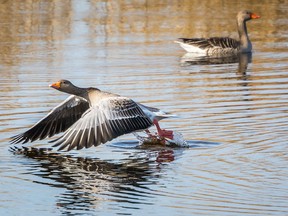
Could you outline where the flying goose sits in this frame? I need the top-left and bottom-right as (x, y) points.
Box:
(175, 10), (260, 55)
(11, 80), (174, 151)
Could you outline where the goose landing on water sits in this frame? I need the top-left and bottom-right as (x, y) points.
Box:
(175, 10), (260, 56)
(11, 80), (175, 151)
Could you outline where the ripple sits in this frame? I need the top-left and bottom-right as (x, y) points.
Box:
(1, 1), (288, 215)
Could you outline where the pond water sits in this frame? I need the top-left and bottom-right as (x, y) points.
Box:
(1, 1), (288, 215)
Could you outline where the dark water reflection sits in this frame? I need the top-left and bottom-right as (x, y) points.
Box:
(180, 52), (252, 75)
(9, 145), (197, 215)
(1, 0), (288, 215)
(12, 147), (158, 214)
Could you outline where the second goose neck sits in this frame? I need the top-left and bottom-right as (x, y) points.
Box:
(237, 19), (252, 52)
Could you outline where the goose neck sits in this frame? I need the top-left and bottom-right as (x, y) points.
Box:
(237, 19), (251, 52)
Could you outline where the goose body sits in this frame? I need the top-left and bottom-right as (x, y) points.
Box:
(11, 80), (174, 151)
(175, 10), (260, 56)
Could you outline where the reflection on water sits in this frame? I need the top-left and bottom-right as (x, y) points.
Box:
(180, 52), (252, 75)
(1, 0), (288, 215)
(10, 147), (160, 213)
(9, 145), (192, 214)
(8, 137), (220, 215)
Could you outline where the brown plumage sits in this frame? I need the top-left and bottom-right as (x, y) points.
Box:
(175, 10), (260, 56)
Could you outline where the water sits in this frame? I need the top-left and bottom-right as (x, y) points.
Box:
(1, 1), (288, 215)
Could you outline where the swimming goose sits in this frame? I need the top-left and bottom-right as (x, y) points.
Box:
(175, 10), (260, 55)
(11, 80), (174, 151)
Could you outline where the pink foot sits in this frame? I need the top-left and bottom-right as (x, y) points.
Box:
(153, 120), (174, 140)
(158, 129), (174, 140)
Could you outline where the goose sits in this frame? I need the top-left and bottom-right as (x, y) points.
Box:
(175, 10), (260, 56)
(11, 80), (174, 151)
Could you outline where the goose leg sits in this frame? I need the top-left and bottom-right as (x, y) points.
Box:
(153, 120), (174, 140)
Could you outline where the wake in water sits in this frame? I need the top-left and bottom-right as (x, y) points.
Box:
(133, 131), (189, 148)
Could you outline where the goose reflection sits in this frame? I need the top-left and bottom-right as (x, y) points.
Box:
(10, 146), (175, 214)
(180, 52), (252, 75)
(237, 52), (252, 75)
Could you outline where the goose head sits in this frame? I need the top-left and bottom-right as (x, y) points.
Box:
(49, 79), (85, 96)
(237, 10), (260, 23)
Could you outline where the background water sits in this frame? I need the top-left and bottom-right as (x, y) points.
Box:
(1, 1), (288, 215)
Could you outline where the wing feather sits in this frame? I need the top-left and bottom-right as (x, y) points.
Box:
(178, 37), (240, 53)
(10, 95), (89, 144)
(51, 97), (153, 151)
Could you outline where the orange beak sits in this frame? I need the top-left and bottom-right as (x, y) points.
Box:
(49, 81), (61, 89)
(251, 13), (260, 19)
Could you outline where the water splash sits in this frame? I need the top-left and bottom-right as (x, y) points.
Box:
(166, 131), (189, 147)
(133, 131), (188, 148)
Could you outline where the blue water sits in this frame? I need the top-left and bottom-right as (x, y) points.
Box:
(1, 1), (288, 215)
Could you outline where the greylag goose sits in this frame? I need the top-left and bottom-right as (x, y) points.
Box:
(175, 10), (260, 55)
(11, 80), (174, 151)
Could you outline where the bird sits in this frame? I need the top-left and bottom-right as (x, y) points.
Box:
(10, 80), (175, 151)
(174, 10), (260, 56)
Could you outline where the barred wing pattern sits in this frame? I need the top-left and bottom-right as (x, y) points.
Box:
(11, 95), (89, 144)
(51, 97), (153, 151)
(178, 37), (240, 55)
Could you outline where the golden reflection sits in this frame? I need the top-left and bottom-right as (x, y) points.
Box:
(0, 0), (72, 66)
(0, 0), (286, 67)
(84, 0), (286, 44)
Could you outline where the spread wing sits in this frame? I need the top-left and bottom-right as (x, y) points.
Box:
(51, 97), (153, 151)
(179, 37), (240, 50)
(10, 95), (90, 144)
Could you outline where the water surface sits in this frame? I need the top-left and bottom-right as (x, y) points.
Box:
(1, 1), (288, 215)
